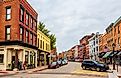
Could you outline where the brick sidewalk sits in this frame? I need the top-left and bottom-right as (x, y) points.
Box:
(108, 64), (121, 78)
(0, 65), (48, 77)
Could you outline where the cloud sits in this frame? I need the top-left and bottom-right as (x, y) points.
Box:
(28, 0), (121, 52)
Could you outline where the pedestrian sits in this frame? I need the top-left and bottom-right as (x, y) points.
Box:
(23, 61), (26, 70)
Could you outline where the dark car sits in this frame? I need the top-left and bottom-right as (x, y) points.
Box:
(81, 60), (109, 71)
(62, 59), (68, 65)
(48, 61), (59, 69)
(57, 59), (62, 66)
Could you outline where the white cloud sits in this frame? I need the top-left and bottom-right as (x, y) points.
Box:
(28, 0), (121, 52)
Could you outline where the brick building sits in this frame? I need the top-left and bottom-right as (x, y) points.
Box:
(79, 34), (94, 62)
(0, 0), (38, 70)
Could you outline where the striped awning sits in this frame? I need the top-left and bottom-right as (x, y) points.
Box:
(102, 52), (112, 58)
(117, 52), (121, 56)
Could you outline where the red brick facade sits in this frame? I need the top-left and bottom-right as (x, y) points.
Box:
(0, 0), (38, 47)
(79, 34), (94, 61)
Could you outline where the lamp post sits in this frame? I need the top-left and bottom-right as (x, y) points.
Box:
(112, 43), (116, 70)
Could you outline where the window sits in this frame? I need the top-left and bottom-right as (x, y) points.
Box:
(26, 13), (29, 25)
(30, 52), (33, 64)
(43, 41), (44, 49)
(118, 37), (120, 44)
(114, 27), (116, 35)
(38, 38), (39, 48)
(30, 33), (33, 44)
(20, 6), (24, 22)
(5, 26), (10, 40)
(118, 25), (120, 34)
(25, 51), (29, 63)
(46, 43), (47, 50)
(6, 6), (11, 20)
(35, 36), (37, 46)
(96, 46), (98, 52)
(40, 40), (42, 49)
(20, 27), (24, 41)
(35, 21), (37, 31)
(30, 16), (33, 28)
(0, 54), (4, 63)
(26, 31), (29, 43)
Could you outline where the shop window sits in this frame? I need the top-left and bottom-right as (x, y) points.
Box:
(30, 52), (33, 64)
(0, 54), (4, 63)
(25, 51), (29, 63)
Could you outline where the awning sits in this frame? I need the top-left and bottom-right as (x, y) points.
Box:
(109, 51), (117, 57)
(102, 52), (112, 58)
(117, 52), (121, 56)
(98, 52), (106, 58)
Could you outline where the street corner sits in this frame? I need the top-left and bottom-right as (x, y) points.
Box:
(72, 69), (108, 77)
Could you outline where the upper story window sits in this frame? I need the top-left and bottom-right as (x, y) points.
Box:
(6, 6), (11, 20)
(5, 26), (10, 40)
(20, 27), (24, 41)
(20, 6), (24, 22)
(26, 13), (29, 25)
(38, 38), (39, 48)
(35, 21), (37, 31)
(30, 16), (33, 28)
(118, 25), (120, 34)
(40, 40), (42, 49)
(30, 33), (33, 44)
(46, 43), (47, 50)
(114, 27), (116, 35)
(43, 41), (44, 50)
(26, 30), (29, 43)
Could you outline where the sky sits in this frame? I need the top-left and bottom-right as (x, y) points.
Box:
(28, 0), (121, 52)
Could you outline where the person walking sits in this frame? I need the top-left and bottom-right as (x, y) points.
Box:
(23, 61), (26, 70)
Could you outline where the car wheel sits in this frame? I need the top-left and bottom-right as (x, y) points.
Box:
(90, 67), (94, 71)
(96, 67), (100, 72)
(82, 66), (86, 70)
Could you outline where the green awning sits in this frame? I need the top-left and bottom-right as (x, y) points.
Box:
(109, 52), (117, 57)
(102, 52), (112, 58)
(117, 52), (121, 56)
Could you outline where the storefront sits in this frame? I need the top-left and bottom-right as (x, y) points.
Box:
(0, 46), (37, 71)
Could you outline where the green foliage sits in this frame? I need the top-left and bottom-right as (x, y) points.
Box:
(49, 34), (56, 50)
(38, 22), (56, 50)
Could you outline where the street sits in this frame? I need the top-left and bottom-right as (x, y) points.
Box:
(1, 62), (108, 78)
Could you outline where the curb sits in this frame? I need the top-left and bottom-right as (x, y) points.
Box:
(0, 72), (18, 77)
(28, 67), (48, 74)
(0, 66), (48, 77)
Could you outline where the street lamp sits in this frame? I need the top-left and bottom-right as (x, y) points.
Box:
(112, 43), (116, 70)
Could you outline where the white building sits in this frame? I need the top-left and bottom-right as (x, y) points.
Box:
(88, 32), (100, 61)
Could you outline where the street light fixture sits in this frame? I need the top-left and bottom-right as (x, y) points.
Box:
(112, 43), (116, 70)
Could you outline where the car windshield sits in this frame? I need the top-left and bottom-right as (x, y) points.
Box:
(93, 61), (100, 64)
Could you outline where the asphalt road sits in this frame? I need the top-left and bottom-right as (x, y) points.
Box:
(1, 62), (108, 78)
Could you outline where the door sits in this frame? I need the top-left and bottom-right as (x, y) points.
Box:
(12, 56), (15, 70)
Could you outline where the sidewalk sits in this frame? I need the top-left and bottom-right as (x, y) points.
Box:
(108, 64), (121, 78)
(0, 65), (48, 77)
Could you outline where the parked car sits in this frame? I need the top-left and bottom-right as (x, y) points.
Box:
(81, 60), (109, 72)
(57, 60), (62, 66)
(61, 59), (68, 65)
(48, 61), (59, 69)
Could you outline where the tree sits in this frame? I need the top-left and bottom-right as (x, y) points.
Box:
(49, 34), (56, 50)
(38, 22), (50, 37)
(38, 22), (56, 50)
